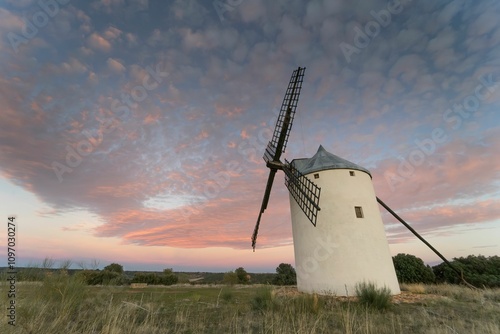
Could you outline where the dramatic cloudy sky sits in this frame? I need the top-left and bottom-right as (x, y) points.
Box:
(1, 0), (499, 272)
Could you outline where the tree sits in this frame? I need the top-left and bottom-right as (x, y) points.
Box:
(235, 267), (250, 284)
(104, 263), (124, 274)
(161, 268), (178, 285)
(392, 253), (435, 284)
(433, 255), (500, 288)
(273, 263), (297, 285)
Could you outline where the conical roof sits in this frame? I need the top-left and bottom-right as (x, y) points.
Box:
(292, 145), (371, 177)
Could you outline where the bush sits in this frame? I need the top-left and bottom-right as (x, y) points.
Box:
(132, 271), (178, 285)
(273, 263), (297, 286)
(355, 282), (392, 310)
(76, 270), (126, 285)
(161, 272), (178, 285)
(433, 255), (500, 288)
(393, 253), (435, 284)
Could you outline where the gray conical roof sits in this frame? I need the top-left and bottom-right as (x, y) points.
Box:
(292, 145), (371, 177)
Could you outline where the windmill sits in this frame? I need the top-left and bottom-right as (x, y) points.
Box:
(251, 67), (471, 296)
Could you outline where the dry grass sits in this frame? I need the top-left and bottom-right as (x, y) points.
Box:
(1, 274), (500, 333)
(400, 283), (427, 294)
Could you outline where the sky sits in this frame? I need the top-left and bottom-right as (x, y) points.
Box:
(0, 0), (499, 273)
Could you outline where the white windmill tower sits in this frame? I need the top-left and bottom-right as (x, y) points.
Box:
(251, 67), (399, 296)
(287, 146), (400, 295)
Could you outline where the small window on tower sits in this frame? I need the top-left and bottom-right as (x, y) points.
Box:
(314, 173), (319, 179)
(355, 206), (364, 218)
(349, 171), (355, 176)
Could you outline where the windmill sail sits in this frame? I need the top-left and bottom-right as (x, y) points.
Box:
(252, 66), (317, 250)
(283, 160), (321, 227)
(251, 169), (277, 250)
(264, 67), (305, 163)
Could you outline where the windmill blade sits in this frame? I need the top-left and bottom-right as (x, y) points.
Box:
(283, 159), (321, 226)
(264, 66), (306, 163)
(251, 169), (277, 250)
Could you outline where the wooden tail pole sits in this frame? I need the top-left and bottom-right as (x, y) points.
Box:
(376, 197), (478, 289)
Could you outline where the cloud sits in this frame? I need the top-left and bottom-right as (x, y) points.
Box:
(239, 0), (266, 23)
(384, 198), (500, 242)
(373, 129), (500, 240)
(92, 0), (125, 13)
(468, 10), (499, 36)
(427, 27), (456, 53)
(107, 57), (125, 73)
(87, 32), (112, 52)
(103, 26), (122, 40)
(437, 0), (465, 23)
(0, 8), (24, 31)
(61, 57), (88, 74)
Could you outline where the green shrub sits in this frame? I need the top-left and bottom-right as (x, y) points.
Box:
(131, 271), (178, 285)
(433, 255), (500, 288)
(355, 282), (392, 310)
(75, 269), (128, 285)
(273, 263), (297, 286)
(393, 253), (435, 284)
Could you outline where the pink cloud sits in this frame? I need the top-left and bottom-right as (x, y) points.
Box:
(87, 159), (293, 250)
(103, 26), (122, 40)
(371, 130), (500, 240)
(143, 113), (160, 125)
(384, 198), (500, 242)
(87, 32), (112, 52)
(375, 134), (500, 204)
(107, 57), (125, 73)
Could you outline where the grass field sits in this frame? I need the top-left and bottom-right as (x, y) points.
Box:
(1, 274), (500, 333)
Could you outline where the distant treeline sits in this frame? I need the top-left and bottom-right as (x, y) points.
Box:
(3, 254), (498, 288)
(2, 263), (280, 286)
